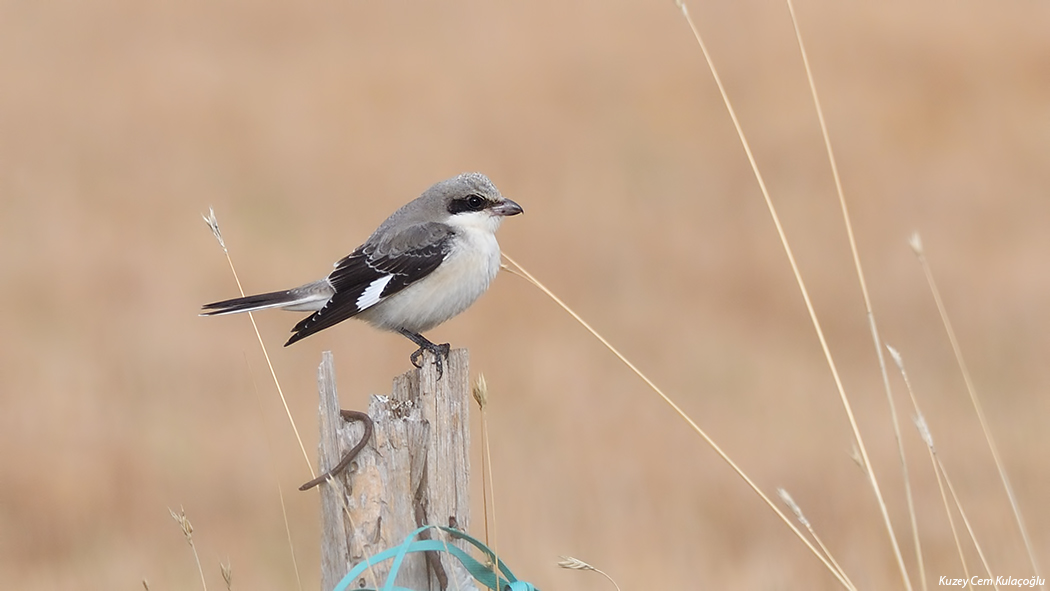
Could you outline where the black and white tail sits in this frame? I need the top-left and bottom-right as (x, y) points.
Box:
(201, 281), (333, 316)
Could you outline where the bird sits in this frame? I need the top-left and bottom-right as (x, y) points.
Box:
(201, 172), (523, 377)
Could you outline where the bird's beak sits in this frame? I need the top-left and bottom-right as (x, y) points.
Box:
(491, 198), (523, 217)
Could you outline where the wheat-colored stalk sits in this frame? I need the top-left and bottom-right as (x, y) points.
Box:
(202, 209), (315, 477)
(936, 457), (998, 589)
(220, 560), (233, 591)
(203, 209), (381, 590)
(777, 488), (857, 591)
(910, 233), (1042, 586)
(242, 357), (304, 591)
(673, 2), (906, 587)
(501, 254), (848, 588)
(891, 343), (972, 589)
(169, 506), (207, 591)
(472, 373), (506, 591)
(893, 346), (997, 589)
(784, 2), (923, 588)
(914, 415), (974, 590)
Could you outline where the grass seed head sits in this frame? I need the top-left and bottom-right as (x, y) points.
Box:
(202, 208), (225, 250)
(472, 373), (489, 409)
(908, 232), (924, 256)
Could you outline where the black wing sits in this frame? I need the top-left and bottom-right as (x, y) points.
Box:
(284, 229), (452, 346)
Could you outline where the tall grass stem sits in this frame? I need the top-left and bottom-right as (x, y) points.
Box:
(500, 253), (850, 587)
(784, 1), (921, 587)
(911, 235), (1042, 585)
(674, 3), (910, 587)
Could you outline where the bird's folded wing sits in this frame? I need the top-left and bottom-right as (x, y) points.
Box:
(285, 222), (452, 345)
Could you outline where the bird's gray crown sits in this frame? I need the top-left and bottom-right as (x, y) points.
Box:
(364, 173), (503, 256)
(428, 172), (503, 213)
(377, 173), (501, 226)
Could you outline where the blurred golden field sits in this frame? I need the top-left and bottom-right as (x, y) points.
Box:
(2, 1), (1048, 589)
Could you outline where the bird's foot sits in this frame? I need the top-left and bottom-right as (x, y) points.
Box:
(399, 329), (451, 380)
(409, 341), (450, 379)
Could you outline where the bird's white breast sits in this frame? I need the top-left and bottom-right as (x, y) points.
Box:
(357, 218), (502, 333)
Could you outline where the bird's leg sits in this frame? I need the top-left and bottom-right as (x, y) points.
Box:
(397, 328), (451, 379)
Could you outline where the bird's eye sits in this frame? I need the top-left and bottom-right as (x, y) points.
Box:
(447, 194), (490, 215)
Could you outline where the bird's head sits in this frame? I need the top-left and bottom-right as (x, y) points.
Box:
(436, 172), (523, 234)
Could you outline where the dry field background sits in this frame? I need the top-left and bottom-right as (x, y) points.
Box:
(1, 1), (1048, 589)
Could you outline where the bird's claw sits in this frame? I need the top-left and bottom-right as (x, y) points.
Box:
(410, 342), (450, 379)
(397, 328), (451, 380)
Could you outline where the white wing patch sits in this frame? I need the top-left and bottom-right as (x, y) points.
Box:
(355, 274), (394, 310)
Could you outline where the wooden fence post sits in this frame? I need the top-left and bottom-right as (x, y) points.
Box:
(314, 349), (474, 591)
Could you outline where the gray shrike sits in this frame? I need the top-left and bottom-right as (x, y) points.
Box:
(202, 172), (523, 376)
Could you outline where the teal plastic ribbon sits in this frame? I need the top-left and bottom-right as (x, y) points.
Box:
(332, 525), (537, 591)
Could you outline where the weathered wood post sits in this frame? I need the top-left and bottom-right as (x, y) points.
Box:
(313, 349), (473, 591)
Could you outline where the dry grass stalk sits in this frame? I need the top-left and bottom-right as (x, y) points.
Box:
(473, 373), (506, 590)
(500, 254), (848, 588)
(558, 556), (622, 591)
(783, 2), (924, 588)
(169, 506), (208, 591)
(936, 458), (999, 590)
(201, 209), (315, 478)
(910, 233), (1042, 584)
(220, 560), (233, 591)
(242, 359), (305, 591)
(847, 443), (865, 472)
(776, 488), (857, 591)
(202, 210), (312, 589)
(206, 211), (381, 590)
(673, 2), (907, 587)
(884, 344), (930, 587)
(913, 415), (973, 590)
(894, 343), (997, 589)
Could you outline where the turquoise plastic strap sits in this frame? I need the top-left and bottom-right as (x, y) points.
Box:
(331, 525), (538, 591)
